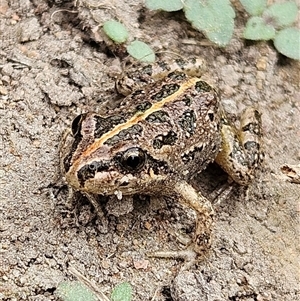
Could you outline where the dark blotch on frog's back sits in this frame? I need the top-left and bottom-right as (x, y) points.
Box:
(94, 115), (126, 139)
(178, 109), (196, 136)
(104, 124), (143, 146)
(153, 130), (178, 149)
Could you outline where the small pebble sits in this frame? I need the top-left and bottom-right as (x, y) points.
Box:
(256, 57), (267, 71)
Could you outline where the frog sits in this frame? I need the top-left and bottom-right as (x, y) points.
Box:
(60, 58), (263, 269)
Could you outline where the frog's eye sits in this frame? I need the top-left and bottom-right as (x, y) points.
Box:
(71, 114), (85, 136)
(120, 147), (146, 171)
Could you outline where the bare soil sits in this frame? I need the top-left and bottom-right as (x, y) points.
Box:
(0, 1), (299, 300)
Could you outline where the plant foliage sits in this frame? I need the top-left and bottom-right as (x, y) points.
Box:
(126, 40), (155, 62)
(241, 0), (299, 60)
(111, 282), (133, 301)
(274, 28), (300, 60)
(56, 281), (97, 301)
(145, 0), (183, 11)
(103, 20), (129, 43)
(184, 0), (235, 46)
(103, 1), (299, 62)
(239, 0), (267, 16)
(146, 0), (235, 46)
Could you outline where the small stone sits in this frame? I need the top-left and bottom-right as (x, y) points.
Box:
(1, 64), (14, 76)
(11, 13), (20, 21)
(256, 79), (263, 90)
(0, 0), (8, 14)
(244, 66), (253, 73)
(101, 259), (110, 269)
(144, 221), (152, 230)
(133, 259), (149, 270)
(220, 97), (238, 115)
(32, 140), (41, 148)
(221, 84), (235, 97)
(1, 76), (10, 84)
(256, 57), (267, 71)
(17, 17), (42, 42)
(0, 86), (8, 95)
(221, 65), (240, 87)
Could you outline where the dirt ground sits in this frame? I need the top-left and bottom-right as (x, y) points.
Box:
(0, 1), (299, 300)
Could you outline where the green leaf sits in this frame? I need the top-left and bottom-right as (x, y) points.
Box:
(56, 281), (97, 301)
(239, 0), (267, 16)
(263, 1), (298, 28)
(103, 20), (129, 43)
(184, 0), (235, 46)
(145, 0), (183, 11)
(111, 282), (133, 301)
(243, 16), (275, 40)
(274, 28), (300, 60)
(126, 40), (155, 62)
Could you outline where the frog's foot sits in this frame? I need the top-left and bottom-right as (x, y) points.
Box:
(147, 226), (205, 270)
(210, 181), (235, 206)
(148, 181), (214, 270)
(164, 225), (192, 246)
(83, 192), (109, 233)
(147, 217), (212, 270)
(148, 248), (198, 271)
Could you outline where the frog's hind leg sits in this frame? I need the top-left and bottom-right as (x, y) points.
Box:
(215, 107), (264, 185)
(148, 181), (214, 271)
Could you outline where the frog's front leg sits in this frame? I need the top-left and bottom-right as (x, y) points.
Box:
(216, 107), (263, 185)
(148, 181), (214, 270)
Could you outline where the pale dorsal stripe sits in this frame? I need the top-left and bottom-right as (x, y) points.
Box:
(74, 77), (200, 167)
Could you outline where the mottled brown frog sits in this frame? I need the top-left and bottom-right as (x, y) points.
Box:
(61, 58), (263, 268)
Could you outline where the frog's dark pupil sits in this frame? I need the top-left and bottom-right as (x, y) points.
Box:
(126, 155), (141, 169)
(120, 147), (146, 171)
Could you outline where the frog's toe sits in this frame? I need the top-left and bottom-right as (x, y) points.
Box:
(162, 224), (193, 246)
(147, 248), (198, 271)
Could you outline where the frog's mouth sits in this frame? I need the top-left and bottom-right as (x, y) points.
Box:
(81, 167), (168, 197)
(79, 169), (140, 195)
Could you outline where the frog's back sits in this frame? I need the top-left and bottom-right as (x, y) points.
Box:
(64, 71), (222, 194)
(103, 72), (222, 179)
